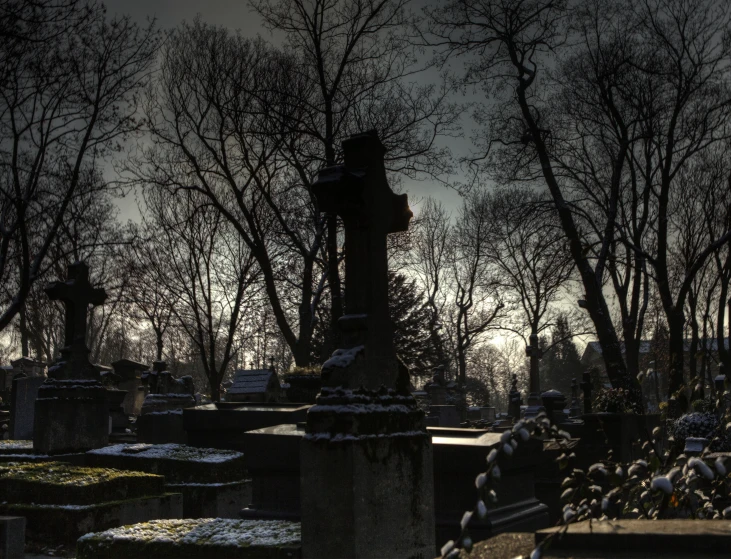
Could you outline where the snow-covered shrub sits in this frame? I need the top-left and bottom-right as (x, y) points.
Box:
(593, 387), (634, 413)
(671, 412), (731, 452)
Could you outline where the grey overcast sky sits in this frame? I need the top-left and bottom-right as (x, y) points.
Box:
(104, 0), (465, 220)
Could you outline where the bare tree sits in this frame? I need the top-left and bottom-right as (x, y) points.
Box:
(482, 186), (575, 351)
(449, 191), (507, 385)
(250, 0), (461, 352)
(0, 0), (158, 333)
(142, 187), (260, 401)
(131, 20), (329, 366)
(424, 0), (639, 404)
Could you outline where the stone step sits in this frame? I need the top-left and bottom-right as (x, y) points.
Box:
(76, 518), (301, 558)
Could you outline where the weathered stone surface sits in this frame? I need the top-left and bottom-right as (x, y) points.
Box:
(86, 443), (246, 484)
(0, 462), (165, 505)
(33, 380), (109, 454)
(0, 516), (26, 559)
(76, 518), (301, 559)
(301, 428), (434, 559)
(301, 387), (435, 559)
(1, 493), (182, 545)
(0, 460), (182, 545)
(86, 442), (251, 519)
(9, 376), (45, 440)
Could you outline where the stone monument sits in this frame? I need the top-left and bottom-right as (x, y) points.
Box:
(34, 261), (109, 454)
(301, 131), (435, 559)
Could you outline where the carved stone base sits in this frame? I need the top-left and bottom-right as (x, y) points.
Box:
(300, 387), (435, 559)
(33, 379), (109, 454)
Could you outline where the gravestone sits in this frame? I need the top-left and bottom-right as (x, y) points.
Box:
(112, 358), (147, 415)
(301, 131), (434, 559)
(137, 362), (196, 444)
(226, 368), (282, 403)
(9, 374), (46, 440)
(34, 261), (109, 454)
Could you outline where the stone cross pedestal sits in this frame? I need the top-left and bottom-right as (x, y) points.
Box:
(301, 131), (435, 559)
(34, 262), (109, 454)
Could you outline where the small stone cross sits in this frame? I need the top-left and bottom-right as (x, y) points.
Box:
(580, 371), (593, 414)
(45, 261), (106, 379)
(313, 131), (412, 389)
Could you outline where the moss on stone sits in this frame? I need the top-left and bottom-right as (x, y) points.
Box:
(77, 518), (301, 559)
(0, 461), (165, 505)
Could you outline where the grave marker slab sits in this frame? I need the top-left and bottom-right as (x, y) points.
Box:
(9, 375), (45, 440)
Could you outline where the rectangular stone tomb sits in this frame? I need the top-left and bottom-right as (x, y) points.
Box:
(0, 462), (182, 544)
(86, 443), (250, 518)
(239, 424), (548, 545)
(536, 519), (731, 556)
(183, 403), (310, 451)
(76, 518), (301, 559)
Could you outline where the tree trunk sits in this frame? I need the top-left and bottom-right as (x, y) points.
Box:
(19, 303), (29, 358)
(667, 309), (686, 409)
(325, 215), (343, 355)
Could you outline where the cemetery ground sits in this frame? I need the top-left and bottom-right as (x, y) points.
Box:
(2, 132), (731, 559)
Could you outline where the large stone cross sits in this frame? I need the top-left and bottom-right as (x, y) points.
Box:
(45, 261), (106, 379)
(313, 131), (412, 389)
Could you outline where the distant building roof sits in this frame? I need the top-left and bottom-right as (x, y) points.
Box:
(228, 369), (277, 395)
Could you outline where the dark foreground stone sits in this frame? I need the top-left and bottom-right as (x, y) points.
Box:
(537, 519), (731, 556)
(76, 518), (301, 559)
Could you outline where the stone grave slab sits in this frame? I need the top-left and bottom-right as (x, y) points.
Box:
(183, 403), (310, 451)
(9, 376), (45, 440)
(86, 443), (250, 518)
(0, 461), (182, 545)
(76, 518), (301, 559)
